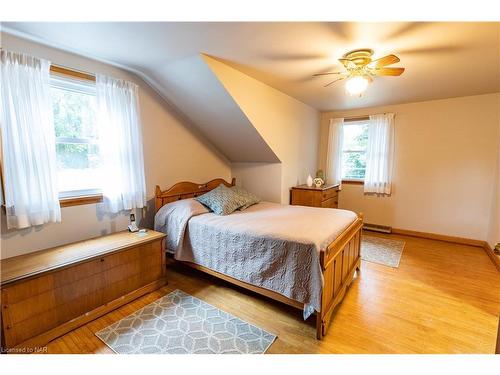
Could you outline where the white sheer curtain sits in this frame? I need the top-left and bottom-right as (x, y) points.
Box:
(96, 74), (146, 213)
(364, 113), (395, 195)
(325, 118), (344, 185)
(0, 50), (61, 229)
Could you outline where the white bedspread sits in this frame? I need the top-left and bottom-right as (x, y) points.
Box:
(154, 199), (357, 318)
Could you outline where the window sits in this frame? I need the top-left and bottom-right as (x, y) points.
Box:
(50, 74), (102, 198)
(341, 120), (368, 180)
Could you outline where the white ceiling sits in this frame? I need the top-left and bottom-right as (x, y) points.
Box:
(2, 22), (500, 111)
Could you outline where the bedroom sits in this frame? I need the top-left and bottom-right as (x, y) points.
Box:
(0, 0), (499, 372)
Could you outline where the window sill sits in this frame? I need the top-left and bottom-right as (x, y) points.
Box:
(59, 194), (103, 208)
(342, 179), (364, 185)
(1, 194), (103, 212)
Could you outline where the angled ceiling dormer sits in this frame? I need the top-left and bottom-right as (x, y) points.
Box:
(145, 54), (279, 163)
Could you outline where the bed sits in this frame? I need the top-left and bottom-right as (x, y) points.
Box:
(154, 178), (363, 339)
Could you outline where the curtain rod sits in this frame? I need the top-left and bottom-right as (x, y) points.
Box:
(343, 113), (394, 122)
(344, 115), (370, 122)
(50, 64), (96, 82)
(1, 49), (95, 82)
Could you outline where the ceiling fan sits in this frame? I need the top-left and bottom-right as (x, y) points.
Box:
(314, 49), (405, 96)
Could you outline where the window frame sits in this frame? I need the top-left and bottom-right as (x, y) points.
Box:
(49, 65), (102, 207)
(341, 118), (369, 183)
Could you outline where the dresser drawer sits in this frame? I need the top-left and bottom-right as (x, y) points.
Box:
(3, 258), (103, 305)
(322, 189), (338, 201)
(5, 270), (104, 326)
(100, 241), (160, 271)
(321, 197), (338, 208)
(102, 250), (163, 303)
(1, 266), (106, 346)
(2, 274), (55, 305)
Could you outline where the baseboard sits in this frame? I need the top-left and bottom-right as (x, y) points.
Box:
(391, 228), (485, 247)
(496, 315), (500, 354)
(363, 223), (392, 234)
(483, 242), (500, 272)
(390, 227), (499, 272)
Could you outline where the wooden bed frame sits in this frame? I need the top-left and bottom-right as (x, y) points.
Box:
(155, 178), (363, 340)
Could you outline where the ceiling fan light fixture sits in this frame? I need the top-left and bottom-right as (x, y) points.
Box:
(345, 75), (369, 96)
(314, 49), (404, 96)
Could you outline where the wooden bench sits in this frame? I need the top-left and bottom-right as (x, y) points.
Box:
(0, 230), (166, 351)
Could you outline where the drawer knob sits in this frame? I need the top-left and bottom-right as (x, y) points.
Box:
(100, 258), (105, 262)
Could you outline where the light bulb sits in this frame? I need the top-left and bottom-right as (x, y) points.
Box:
(345, 76), (369, 96)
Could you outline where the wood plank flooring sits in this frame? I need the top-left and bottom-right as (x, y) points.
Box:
(43, 233), (500, 354)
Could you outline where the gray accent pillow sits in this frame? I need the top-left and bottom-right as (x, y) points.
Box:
(195, 184), (246, 215)
(231, 186), (261, 210)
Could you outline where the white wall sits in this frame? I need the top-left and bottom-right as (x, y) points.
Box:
(319, 93), (499, 241)
(0, 33), (231, 259)
(203, 56), (320, 204)
(231, 163), (282, 203)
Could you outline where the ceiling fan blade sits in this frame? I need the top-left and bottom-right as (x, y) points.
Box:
(369, 54), (400, 68)
(324, 77), (346, 87)
(313, 71), (343, 77)
(374, 67), (405, 76)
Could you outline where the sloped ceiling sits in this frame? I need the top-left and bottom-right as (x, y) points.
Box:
(142, 54), (279, 162)
(2, 22), (499, 111)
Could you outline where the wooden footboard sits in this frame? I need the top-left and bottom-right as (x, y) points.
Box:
(316, 213), (363, 339)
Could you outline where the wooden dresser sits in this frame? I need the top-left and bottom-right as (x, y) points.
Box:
(290, 184), (340, 208)
(0, 230), (166, 351)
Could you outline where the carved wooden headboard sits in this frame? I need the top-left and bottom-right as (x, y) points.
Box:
(154, 178), (236, 212)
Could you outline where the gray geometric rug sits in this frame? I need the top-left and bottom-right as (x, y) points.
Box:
(95, 289), (276, 354)
(361, 235), (405, 268)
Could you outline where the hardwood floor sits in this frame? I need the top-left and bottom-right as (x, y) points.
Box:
(43, 233), (500, 354)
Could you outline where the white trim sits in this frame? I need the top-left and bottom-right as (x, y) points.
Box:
(51, 73), (101, 196)
(343, 119), (369, 126)
(58, 188), (102, 199)
(56, 137), (98, 144)
(50, 74), (96, 95)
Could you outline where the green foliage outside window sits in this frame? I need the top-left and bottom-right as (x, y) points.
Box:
(51, 87), (99, 170)
(342, 124), (368, 179)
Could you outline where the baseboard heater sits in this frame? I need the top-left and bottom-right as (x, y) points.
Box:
(363, 223), (392, 234)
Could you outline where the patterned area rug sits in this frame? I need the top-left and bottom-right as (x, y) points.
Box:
(361, 235), (405, 268)
(96, 289), (276, 354)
